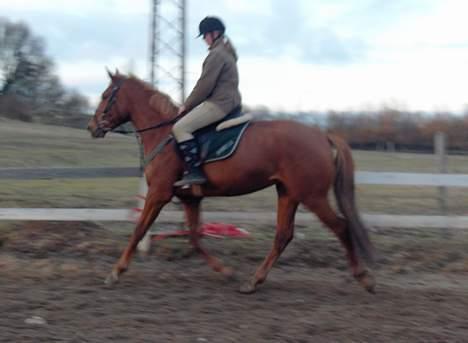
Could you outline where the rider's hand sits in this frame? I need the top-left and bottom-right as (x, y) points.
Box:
(178, 105), (186, 115)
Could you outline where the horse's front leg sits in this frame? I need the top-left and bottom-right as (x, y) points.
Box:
(182, 197), (233, 277)
(105, 189), (171, 285)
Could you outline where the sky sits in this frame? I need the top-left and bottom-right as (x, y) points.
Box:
(1, 0), (468, 113)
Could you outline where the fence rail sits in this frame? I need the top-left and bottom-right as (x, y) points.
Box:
(1, 208), (468, 229)
(356, 172), (468, 187)
(1, 167), (468, 228)
(2, 167), (468, 187)
(0, 167), (140, 179)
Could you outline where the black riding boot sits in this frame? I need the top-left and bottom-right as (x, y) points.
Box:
(174, 139), (207, 187)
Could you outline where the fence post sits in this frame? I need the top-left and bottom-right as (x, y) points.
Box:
(136, 175), (151, 254)
(434, 132), (448, 215)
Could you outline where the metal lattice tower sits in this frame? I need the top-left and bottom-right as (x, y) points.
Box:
(138, 0), (187, 255)
(149, 0), (186, 104)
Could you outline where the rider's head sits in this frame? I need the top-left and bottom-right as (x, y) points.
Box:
(198, 16), (225, 46)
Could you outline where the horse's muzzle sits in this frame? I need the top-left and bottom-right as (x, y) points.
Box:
(87, 119), (106, 138)
(90, 126), (106, 138)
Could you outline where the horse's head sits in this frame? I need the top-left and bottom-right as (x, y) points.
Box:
(87, 70), (131, 138)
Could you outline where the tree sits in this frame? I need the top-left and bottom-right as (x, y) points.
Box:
(0, 18), (89, 127)
(0, 19), (49, 96)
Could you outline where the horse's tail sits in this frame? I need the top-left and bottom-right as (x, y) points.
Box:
(327, 134), (375, 266)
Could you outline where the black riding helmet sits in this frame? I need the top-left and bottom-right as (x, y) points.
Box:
(197, 16), (225, 37)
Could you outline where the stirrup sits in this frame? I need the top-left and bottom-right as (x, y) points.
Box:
(174, 171), (207, 187)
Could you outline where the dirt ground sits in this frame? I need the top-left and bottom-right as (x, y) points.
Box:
(1, 221), (468, 343)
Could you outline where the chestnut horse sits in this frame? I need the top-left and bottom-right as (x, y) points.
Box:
(87, 71), (375, 294)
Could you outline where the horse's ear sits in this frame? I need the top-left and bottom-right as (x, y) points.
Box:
(115, 68), (120, 76)
(106, 67), (113, 80)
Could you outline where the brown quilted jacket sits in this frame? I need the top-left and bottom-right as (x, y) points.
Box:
(184, 37), (241, 113)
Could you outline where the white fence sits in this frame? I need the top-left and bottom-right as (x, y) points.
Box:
(1, 167), (468, 186)
(1, 168), (468, 229)
(356, 172), (468, 187)
(1, 208), (468, 230)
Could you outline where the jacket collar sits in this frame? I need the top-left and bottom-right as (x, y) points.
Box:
(209, 36), (224, 50)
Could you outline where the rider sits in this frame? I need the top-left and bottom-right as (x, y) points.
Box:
(172, 16), (242, 187)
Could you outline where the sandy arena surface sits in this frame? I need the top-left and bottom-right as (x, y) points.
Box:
(1, 221), (468, 342)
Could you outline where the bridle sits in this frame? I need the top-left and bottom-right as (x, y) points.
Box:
(102, 81), (122, 116)
(95, 78), (187, 168)
(97, 79), (185, 135)
(96, 79), (124, 135)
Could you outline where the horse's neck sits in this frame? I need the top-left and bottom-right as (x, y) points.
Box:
(128, 91), (175, 155)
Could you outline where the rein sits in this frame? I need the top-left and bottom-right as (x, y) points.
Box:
(99, 77), (186, 168)
(109, 110), (184, 169)
(99, 78), (185, 135)
(111, 112), (185, 135)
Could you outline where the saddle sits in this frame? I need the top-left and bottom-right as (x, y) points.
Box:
(142, 107), (251, 168)
(192, 106), (252, 164)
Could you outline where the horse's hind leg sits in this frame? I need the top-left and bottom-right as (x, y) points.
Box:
(105, 190), (170, 286)
(304, 197), (375, 292)
(181, 197), (232, 277)
(240, 184), (298, 294)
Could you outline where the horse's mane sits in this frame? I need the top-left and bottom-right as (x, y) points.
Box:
(125, 74), (178, 117)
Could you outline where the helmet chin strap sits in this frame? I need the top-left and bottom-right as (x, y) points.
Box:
(207, 31), (223, 44)
(214, 32), (222, 41)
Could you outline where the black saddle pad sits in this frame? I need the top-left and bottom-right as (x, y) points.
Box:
(193, 106), (250, 164)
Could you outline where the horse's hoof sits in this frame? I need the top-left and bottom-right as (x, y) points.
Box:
(104, 271), (119, 286)
(356, 271), (376, 294)
(239, 281), (257, 294)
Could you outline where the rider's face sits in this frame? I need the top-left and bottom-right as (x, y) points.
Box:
(203, 33), (213, 46)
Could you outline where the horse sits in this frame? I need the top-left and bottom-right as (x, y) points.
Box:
(87, 71), (376, 294)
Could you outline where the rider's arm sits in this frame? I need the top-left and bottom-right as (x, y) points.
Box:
(183, 51), (224, 112)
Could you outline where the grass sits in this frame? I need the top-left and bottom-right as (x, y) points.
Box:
(0, 179), (139, 208)
(1, 118), (468, 215)
(0, 118), (139, 167)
